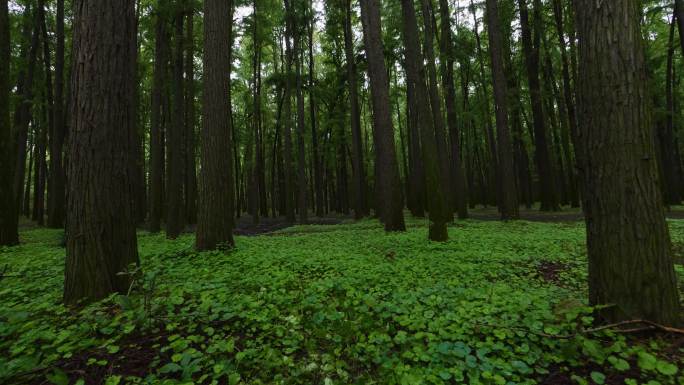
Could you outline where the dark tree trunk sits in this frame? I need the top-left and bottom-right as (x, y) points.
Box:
(485, 0), (518, 219)
(283, 0), (296, 223)
(166, 3), (186, 239)
(438, 0), (468, 219)
(574, 0), (681, 326)
(658, 17), (681, 205)
(149, 2), (170, 233)
(518, 0), (558, 211)
(23, 140), (33, 217)
(129, 2), (146, 225)
(359, 0), (406, 231)
(309, 5), (324, 218)
(0, 0), (16, 245)
(196, 0), (235, 251)
(675, 0), (684, 55)
(47, 0), (66, 228)
(400, 0), (448, 241)
(64, 0), (140, 305)
(420, 0), (452, 221)
(13, 17), (40, 215)
(344, 0), (369, 219)
(552, 0), (579, 207)
(184, 3), (198, 224)
(293, 5), (308, 223)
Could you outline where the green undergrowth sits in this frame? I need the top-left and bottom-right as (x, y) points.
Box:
(1, 219), (683, 385)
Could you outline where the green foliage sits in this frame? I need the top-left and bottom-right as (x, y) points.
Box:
(1, 219), (683, 384)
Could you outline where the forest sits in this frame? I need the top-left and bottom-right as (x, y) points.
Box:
(1, 0), (684, 384)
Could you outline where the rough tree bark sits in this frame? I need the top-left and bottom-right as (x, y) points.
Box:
(196, 0), (235, 251)
(359, 0), (406, 231)
(149, 2), (170, 233)
(400, 0), (448, 241)
(64, 0), (140, 305)
(518, 0), (559, 211)
(574, 0), (681, 325)
(166, 2), (186, 239)
(184, 2), (198, 224)
(485, 0), (518, 219)
(0, 0), (18, 245)
(344, 0), (369, 219)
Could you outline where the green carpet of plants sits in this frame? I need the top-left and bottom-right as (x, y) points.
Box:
(1, 218), (683, 385)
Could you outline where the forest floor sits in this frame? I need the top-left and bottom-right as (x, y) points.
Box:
(1, 217), (683, 385)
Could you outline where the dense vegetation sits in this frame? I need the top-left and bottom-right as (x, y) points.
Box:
(1, 219), (683, 384)
(1, 0), (684, 383)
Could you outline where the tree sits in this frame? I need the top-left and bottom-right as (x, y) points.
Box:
(196, 0), (236, 251)
(293, 0), (309, 223)
(149, 1), (170, 233)
(438, 0), (468, 220)
(47, 0), (66, 228)
(518, 0), (558, 211)
(485, 0), (518, 219)
(343, 0), (369, 219)
(0, 0), (18, 245)
(185, 2), (198, 225)
(400, 0), (448, 241)
(574, 0), (680, 325)
(358, 0), (405, 232)
(675, 0), (684, 55)
(64, 0), (139, 304)
(166, 1), (187, 239)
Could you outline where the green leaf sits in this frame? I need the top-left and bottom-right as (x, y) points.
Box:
(655, 360), (678, 376)
(104, 375), (122, 385)
(608, 356), (630, 371)
(159, 362), (182, 374)
(637, 351), (657, 371)
(46, 369), (69, 385)
(590, 371), (605, 384)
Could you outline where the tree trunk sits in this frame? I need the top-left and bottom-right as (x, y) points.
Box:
(518, 0), (558, 211)
(344, 0), (369, 219)
(166, 3), (186, 239)
(675, 0), (684, 55)
(485, 0), (518, 219)
(283, 0), (296, 223)
(552, 0), (579, 208)
(47, 0), (66, 228)
(400, 0), (448, 241)
(184, 3), (198, 224)
(64, 0), (140, 305)
(658, 17), (681, 205)
(438, 0), (468, 219)
(196, 0), (235, 251)
(309, 4), (324, 218)
(149, 2), (170, 233)
(359, 0), (406, 231)
(574, 0), (681, 326)
(293, 4), (309, 223)
(13, 16), (40, 214)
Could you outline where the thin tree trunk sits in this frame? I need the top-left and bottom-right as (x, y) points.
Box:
(283, 0), (296, 223)
(518, 0), (558, 211)
(184, 3), (198, 224)
(309, 4), (324, 218)
(574, 0), (681, 326)
(0, 0), (17, 244)
(344, 0), (369, 219)
(196, 0), (235, 251)
(438, 0), (468, 219)
(293, 4), (309, 223)
(64, 0), (139, 305)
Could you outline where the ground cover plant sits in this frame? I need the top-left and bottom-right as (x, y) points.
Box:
(1, 218), (682, 385)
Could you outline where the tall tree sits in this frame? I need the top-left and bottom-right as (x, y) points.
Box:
(343, 0), (369, 219)
(400, 0), (448, 241)
(574, 0), (680, 325)
(309, 1), (324, 218)
(196, 0), (235, 250)
(283, 0), (296, 223)
(0, 0), (17, 245)
(518, 0), (559, 211)
(64, 0), (139, 304)
(293, 1), (309, 223)
(47, 0), (66, 228)
(675, 0), (684, 55)
(438, 0), (468, 219)
(359, 0), (406, 231)
(184, 2), (198, 224)
(166, 2), (187, 239)
(149, 2), (170, 233)
(485, 0), (518, 219)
